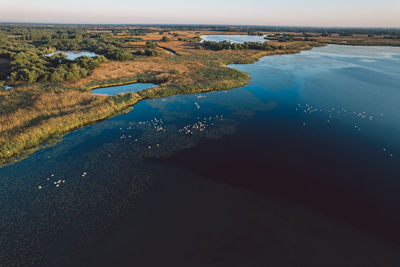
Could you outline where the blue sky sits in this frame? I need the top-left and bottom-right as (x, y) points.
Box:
(1, 0), (399, 27)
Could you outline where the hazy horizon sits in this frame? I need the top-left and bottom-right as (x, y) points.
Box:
(1, 0), (399, 28)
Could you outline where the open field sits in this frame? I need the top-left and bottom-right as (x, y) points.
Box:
(0, 25), (398, 166)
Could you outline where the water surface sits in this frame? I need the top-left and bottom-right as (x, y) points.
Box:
(1, 45), (400, 266)
(91, 83), (157, 96)
(201, 34), (267, 43)
(47, 51), (98, 60)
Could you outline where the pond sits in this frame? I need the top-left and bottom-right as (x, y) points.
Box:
(201, 34), (267, 43)
(91, 83), (157, 96)
(1, 45), (400, 266)
(46, 50), (98, 60)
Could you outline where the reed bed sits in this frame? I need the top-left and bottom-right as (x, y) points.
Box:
(0, 30), (316, 166)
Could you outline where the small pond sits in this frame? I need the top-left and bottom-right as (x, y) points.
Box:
(91, 83), (157, 96)
(47, 51), (98, 60)
(201, 35), (267, 43)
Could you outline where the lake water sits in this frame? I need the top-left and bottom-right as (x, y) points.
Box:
(1, 45), (400, 266)
(201, 34), (267, 43)
(47, 51), (98, 60)
(91, 83), (157, 96)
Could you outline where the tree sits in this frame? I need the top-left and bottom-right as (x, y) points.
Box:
(65, 71), (75, 80)
(115, 50), (133, 60)
(145, 41), (157, 49)
(144, 49), (159, 56)
(50, 71), (63, 82)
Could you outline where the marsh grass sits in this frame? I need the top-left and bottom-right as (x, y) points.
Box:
(0, 29), (318, 166)
(0, 87), (142, 165)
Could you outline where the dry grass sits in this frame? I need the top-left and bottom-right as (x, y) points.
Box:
(0, 29), (320, 165)
(62, 57), (193, 89)
(0, 86), (142, 165)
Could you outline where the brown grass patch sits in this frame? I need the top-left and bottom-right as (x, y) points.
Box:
(62, 57), (192, 89)
(0, 86), (141, 164)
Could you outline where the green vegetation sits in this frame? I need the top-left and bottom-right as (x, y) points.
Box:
(161, 24), (400, 37)
(0, 25), (140, 85)
(145, 41), (157, 49)
(0, 23), (397, 166)
(10, 52), (108, 83)
(0, 25), (138, 60)
(144, 49), (160, 56)
(178, 36), (202, 42)
(0, 87), (142, 166)
(161, 36), (170, 42)
(201, 40), (286, 51)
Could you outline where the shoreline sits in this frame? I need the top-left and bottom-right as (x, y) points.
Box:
(0, 43), (334, 168)
(5, 40), (398, 168)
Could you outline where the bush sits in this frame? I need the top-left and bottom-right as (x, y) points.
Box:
(144, 49), (159, 56)
(145, 41), (157, 49)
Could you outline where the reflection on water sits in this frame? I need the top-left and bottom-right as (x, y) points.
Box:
(201, 35), (267, 43)
(1, 45), (400, 265)
(46, 51), (98, 60)
(0, 88), (267, 265)
(91, 83), (157, 96)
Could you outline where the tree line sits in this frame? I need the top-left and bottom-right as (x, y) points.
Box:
(0, 25), (169, 84)
(9, 51), (108, 83)
(200, 41), (285, 51)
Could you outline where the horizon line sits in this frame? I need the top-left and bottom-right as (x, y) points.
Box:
(0, 21), (399, 30)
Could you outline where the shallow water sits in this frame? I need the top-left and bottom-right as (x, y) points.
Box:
(47, 51), (98, 60)
(1, 45), (400, 265)
(201, 34), (267, 43)
(91, 83), (157, 96)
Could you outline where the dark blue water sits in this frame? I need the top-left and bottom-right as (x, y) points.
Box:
(92, 83), (157, 96)
(1, 45), (400, 266)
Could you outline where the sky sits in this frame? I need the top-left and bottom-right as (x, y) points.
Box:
(1, 0), (399, 27)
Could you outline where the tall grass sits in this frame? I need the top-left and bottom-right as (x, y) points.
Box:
(0, 87), (141, 165)
(0, 35), (317, 166)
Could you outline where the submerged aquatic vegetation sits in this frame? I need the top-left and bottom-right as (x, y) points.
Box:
(0, 87), (142, 166)
(0, 25), (319, 166)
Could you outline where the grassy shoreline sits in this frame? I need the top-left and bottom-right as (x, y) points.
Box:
(1, 45), (318, 167)
(0, 89), (143, 167)
(4, 26), (387, 167)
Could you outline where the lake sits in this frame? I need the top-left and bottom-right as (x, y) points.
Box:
(92, 83), (157, 96)
(1, 44), (400, 266)
(201, 34), (267, 43)
(47, 51), (98, 60)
